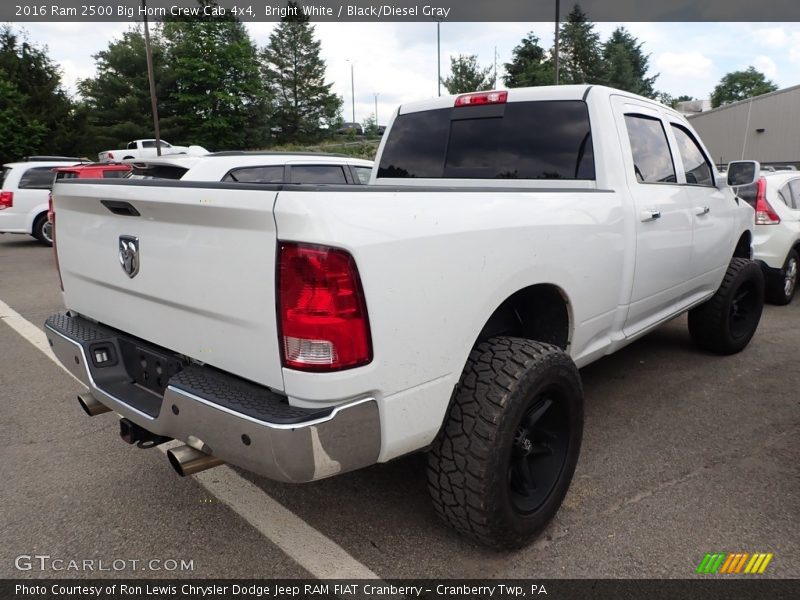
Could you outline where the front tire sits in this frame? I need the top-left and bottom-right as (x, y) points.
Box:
(765, 249), (798, 306)
(688, 258), (764, 354)
(427, 337), (583, 549)
(32, 213), (53, 247)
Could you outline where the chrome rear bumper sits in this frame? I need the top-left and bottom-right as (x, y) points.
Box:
(45, 312), (380, 483)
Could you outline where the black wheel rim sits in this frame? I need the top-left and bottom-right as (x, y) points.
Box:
(729, 281), (760, 340)
(508, 389), (570, 515)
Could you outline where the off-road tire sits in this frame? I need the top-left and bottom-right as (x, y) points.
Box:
(765, 249), (798, 306)
(688, 258), (764, 354)
(427, 337), (583, 549)
(32, 213), (53, 247)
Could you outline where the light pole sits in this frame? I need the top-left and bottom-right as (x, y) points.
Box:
(346, 60), (355, 125)
(141, 0), (162, 155)
(374, 93), (379, 125)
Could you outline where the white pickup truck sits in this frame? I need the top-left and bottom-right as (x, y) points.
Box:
(46, 85), (763, 548)
(98, 139), (206, 162)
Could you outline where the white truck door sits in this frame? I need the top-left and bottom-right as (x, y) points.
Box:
(666, 120), (734, 298)
(611, 97), (694, 335)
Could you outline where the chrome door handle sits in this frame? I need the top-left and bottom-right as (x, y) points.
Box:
(696, 206), (711, 216)
(640, 209), (661, 222)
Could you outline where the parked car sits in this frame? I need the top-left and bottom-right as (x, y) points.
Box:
(336, 122), (364, 135)
(736, 171), (800, 304)
(98, 139), (207, 163)
(47, 85), (762, 549)
(128, 152), (373, 185)
(0, 156), (85, 246)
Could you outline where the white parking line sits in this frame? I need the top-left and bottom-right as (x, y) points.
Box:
(0, 298), (380, 580)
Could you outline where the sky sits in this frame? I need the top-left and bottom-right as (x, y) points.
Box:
(9, 21), (800, 128)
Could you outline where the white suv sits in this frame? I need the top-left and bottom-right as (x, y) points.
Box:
(738, 171), (800, 304)
(1, 156), (84, 246)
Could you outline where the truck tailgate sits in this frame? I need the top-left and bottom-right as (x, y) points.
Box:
(52, 180), (284, 391)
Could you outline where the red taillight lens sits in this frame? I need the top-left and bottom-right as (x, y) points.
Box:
(107, 152), (114, 159)
(277, 242), (372, 371)
(754, 177), (780, 225)
(0, 191), (13, 209)
(454, 90), (508, 107)
(50, 194), (63, 290)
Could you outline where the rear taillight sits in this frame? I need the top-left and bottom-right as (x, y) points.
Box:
(454, 90), (508, 107)
(277, 242), (372, 372)
(50, 194), (63, 291)
(754, 177), (780, 225)
(0, 191), (13, 209)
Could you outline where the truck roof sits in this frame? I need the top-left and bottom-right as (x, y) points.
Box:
(397, 84), (675, 116)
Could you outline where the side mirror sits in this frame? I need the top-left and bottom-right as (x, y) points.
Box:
(726, 160), (760, 187)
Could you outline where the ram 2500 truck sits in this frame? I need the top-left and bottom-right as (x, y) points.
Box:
(46, 85), (763, 548)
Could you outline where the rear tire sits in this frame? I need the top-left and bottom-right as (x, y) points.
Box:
(765, 249), (798, 306)
(32, 213), (53, 247)
(688, 258), (764, 354)
(427, 337), (583, 549)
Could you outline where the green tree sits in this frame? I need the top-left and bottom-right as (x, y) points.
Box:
(557, 5), (602, 84)
(503, 33), (553, 88)
(441, 54), (493, 94)
(361, 113), (379, 137)
(78, 27), (168, 152)
(162, 1), (270, 150)
(0, 26), (77, 161)
(601, 27), (657, 97)
(657, 93), (695, 109)
(710, 67), (778, 108)
(261, 2), (342, 143)
(0, 73), (47, 165)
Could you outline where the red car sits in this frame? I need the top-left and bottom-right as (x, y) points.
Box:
(47, 163), (132, 233)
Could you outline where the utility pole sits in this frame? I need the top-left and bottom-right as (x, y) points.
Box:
(374, 93), (379, 125)
(436, 18), (442, 96)
(493, 46), (498, 89)
(346, 60), (355, 124)
(141, 0), (162, 155)
(554, 0), (560, 85)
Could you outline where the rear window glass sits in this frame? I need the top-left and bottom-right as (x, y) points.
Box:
(19, 166), (57, 189)
(290, 165), (348, 184)
(1, 167), (9, 188)
(55, 171), (78, 181)
(223, 165), (284, 183)
(353, 166), (372, 184)
(103, 169), (129, 179)
(128, 165), (188, 180)
(378, 100), (595, 180)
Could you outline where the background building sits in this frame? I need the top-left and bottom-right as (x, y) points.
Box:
(687, 85), (800, 169)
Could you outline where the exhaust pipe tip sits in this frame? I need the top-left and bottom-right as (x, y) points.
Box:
(167, 445), (223, 477)
(77, 392), (111, 416)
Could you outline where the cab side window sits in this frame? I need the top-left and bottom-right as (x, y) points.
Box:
(624, 115), (676, 184)
(671, 125), (714, 186)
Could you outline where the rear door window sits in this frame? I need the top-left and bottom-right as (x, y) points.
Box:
(19, 166), (58, 189)
(624, 115), (676, 184)
(378, 100), (595, 180)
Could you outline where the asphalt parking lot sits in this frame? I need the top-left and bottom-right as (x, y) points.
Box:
(1, 234), (797, 580)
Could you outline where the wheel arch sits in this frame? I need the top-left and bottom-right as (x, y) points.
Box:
(474, 283), (573, 352)
(733, 230), (752, 260)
